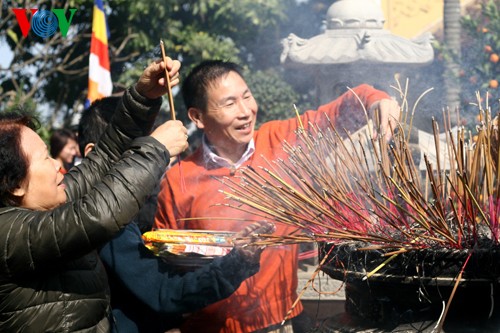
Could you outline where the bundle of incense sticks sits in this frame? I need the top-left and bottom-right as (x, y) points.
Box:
(154, 244), (232, 257)
(143, 229), (234, 257)
(143, 229), (234, 247)
(216, 86), (500, 251)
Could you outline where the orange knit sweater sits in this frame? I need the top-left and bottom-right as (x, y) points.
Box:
(154, 84), (390, 333)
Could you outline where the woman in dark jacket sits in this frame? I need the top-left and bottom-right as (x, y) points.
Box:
(0, 59), (187, 332)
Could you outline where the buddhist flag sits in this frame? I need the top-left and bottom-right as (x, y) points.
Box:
(86, 0), (112, 107)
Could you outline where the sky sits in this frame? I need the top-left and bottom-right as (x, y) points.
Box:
(0, 37), (14, 69)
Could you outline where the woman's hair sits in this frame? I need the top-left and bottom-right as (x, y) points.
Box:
(49, 128), (77, 159)
(182, 60), (244, 112)
(0, 112), (40, 207)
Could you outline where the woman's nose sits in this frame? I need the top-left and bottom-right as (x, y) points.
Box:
(53, 158), (62, 172)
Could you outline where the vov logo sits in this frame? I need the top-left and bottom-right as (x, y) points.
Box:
(12, 8), (77, 38)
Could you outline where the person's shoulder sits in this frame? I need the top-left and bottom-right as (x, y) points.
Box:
(255, 118), (297, 142)
(353, 83), (375, 90)
(351, 83), (389, 95)
(256, 119), (290, 134)
(0, 206), (18, 215)
(180, 148), (202, 166)
(166, 147), (203, 176)
(185, 147), (203, 162)
(0, 206), (35, 220)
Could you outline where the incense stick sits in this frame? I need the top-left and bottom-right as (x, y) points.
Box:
(159, 39), (186, 192)
(160, 39), (176, 120)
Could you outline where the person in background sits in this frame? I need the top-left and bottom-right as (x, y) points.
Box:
(49, 128), (80, 173)
(0, 57), (188, 332)
(154, 60), (401, 333)
(77, 94), (162, 233)
(78, 95), (275, 333)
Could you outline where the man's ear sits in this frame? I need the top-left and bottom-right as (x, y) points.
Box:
(83, 143), (95, 157)
(188, 107), (205, 130)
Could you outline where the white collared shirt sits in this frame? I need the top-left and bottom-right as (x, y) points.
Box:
(201, 135), (255, 170)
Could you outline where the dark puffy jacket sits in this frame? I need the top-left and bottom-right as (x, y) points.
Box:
(0, 87), (170, 332)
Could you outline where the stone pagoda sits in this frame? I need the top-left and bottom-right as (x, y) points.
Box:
(280, 0), (435, 105)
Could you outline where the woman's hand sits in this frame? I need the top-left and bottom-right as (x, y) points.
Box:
(232, 222), (276, 263)
(135, 58), (181, 100)
(150, 120), (188, 157)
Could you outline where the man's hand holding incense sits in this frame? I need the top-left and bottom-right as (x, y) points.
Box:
(233, 222), (276, 263)
(371, 98), (400, 141)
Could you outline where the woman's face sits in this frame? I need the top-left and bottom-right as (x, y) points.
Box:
(59, 138), (79, 164)
(16, 127), (67, 210)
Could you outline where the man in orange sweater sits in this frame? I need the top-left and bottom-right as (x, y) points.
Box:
(154, 60), (400, 333)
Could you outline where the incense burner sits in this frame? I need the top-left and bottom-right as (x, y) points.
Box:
(318, 241), (500, 331)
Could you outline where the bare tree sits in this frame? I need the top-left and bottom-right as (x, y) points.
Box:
(0, 0), (138, 128)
